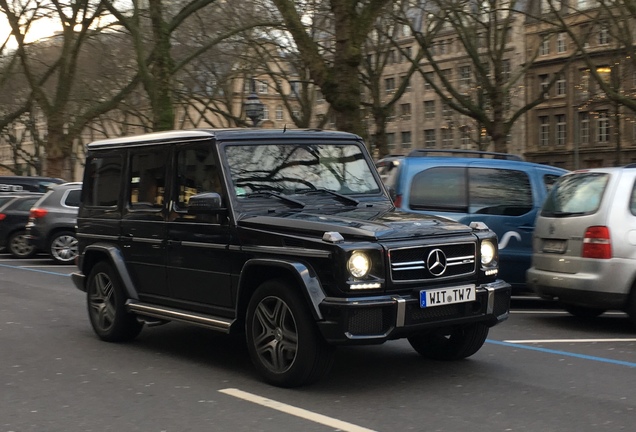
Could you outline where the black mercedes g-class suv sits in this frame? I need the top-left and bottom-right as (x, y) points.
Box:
(71, 129), (511, 387)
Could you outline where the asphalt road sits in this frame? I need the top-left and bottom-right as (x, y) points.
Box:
(1, 253), (635, 432)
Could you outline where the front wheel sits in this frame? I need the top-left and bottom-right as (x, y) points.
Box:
(408, 323), (489, 360)
(86, 261), (143, 342)
(49, 230), (78, 264)
(246, 279), (334, 387)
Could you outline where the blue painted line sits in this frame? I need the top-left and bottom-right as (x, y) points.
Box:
(486, 339), (636, 368)
(0, 262), (72, 277)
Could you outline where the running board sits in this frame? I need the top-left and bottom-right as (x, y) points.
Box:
(126, 300), (234, 334)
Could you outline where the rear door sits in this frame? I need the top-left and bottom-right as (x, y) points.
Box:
(120, 146), (170, 302)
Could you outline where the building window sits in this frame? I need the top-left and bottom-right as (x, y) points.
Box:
(461, 128), (471, 148)
(262, 105), (269, 120)
(502, 60), (511, 83)
(579, 112), (589, 144)
(580, 69), (590, 97)
(540, 36), (550, 55)
(424, 100), (436, 119)
(424, 129), (436, 147)
(388, 49), (396, 64)
(385, 77), (396, 93)
(441, 128), (453, 148)
(556, 114), (566, 146)
(459, 66), (472, 88)
(442, 101), (452, 118)
(400, 103), (411, 119)
(539, 116), (549, 146)
(387, 133), (396, 150)
(598, 27), (610, 45)
(401, 131), (412, 149)
(556, 75), (566, 96)
(540, 74), (550, 98)
(276, 105), (284, 121)
(597, 111), (610, 143)
(557, 33), (567, 53)
(258, 80), (268, 94)
(424, 72), (434, 90)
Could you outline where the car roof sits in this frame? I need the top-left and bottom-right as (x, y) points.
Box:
(396, 152), (568, 173)
(87, 129), (362, 150)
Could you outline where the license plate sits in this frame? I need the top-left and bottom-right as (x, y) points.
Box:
(542, 239), (566, 253)
(420, 285), (476, 308)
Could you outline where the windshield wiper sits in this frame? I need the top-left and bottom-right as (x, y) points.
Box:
(243, 191), (305, 208)
(295, 188), (359, 206)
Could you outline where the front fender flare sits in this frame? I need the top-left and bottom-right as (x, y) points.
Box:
(239, 258), (326, 320)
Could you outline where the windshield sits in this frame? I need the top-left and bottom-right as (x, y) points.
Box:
(224, 143), (382, 198)
(541, 172), (608, 217)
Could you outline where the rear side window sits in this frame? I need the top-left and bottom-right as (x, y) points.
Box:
(409, 167), (467, 211)
(541, 172), (608, 216)
(129, 150), (168, 209)
(469, 168), (533, 216)
(84, 155), (123, 207)
(408, 166), (532, 216)
(64, 189), (81, 207)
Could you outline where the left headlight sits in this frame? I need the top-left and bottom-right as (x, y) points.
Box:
(348, 251), (371, 278)
(480, 240), (496, 266)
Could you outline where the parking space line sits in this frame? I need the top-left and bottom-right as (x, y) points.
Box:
(505, 338), (636, 343)
(0, 262), (71, 276)
(487, 339), (636, 368)
(219, 388), (377, 432)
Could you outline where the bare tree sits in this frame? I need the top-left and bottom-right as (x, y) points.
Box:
(271, 0), (393, 137)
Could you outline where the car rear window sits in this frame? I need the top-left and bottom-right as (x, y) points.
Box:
(541, 172), (608, 217)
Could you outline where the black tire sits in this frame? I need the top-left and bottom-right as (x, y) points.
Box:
(407, 323), (489, 360)
(86, 261), (143, 342)
(625, 288), (636, 327)
(8, 230), (37, 258)
(245, 279), (334, 387)
(48, 230), (78, 264)
(563, 304), (605, 319)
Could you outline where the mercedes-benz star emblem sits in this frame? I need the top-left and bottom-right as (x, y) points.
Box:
(426, 249), (447, 277)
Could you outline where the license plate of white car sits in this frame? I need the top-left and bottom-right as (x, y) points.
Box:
(542, 239), (566, 253)
(420, 285), (476, 308)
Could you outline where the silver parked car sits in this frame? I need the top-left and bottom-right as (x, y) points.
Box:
(527, 167), (636, 323)
(25, 182), (81, 264)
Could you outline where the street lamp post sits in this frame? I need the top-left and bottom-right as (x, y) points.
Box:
(244, 79), (264, 127)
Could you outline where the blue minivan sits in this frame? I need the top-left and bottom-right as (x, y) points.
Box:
(377, 150), (568, 293)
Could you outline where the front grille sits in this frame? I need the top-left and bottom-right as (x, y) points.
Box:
(389, 242), (476, 282)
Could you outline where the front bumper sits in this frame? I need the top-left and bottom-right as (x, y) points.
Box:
(317, 279), (511, 345)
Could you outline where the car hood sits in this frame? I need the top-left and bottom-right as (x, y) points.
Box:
(237, 207), (473, 241)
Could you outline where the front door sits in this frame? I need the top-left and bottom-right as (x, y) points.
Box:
(166, 142), (234, 314)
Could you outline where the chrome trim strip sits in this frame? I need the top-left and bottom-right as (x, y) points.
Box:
(394, 297), (406, 327)
(180, 241), (227, 250)
(77, 233), (119, 240)
(133, 238), (162, 244)
(241, 245), (331, 258)
(127, 301), (233, 333)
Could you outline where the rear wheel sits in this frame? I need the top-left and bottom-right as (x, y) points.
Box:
(86, 261), (143, 342)
(246, 279), (334, 387)
(407, 323), (489, 360)
(8, 230), (37, 258)
(48, 230), (78, 264)
(626, 287), (636, 327)
(563, 304), (605, 319)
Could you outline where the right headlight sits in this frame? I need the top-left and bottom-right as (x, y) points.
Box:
(481, 240), (496, 266)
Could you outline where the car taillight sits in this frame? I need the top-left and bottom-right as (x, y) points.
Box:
(393, 194), (402, 207)
(0, 213), (5, 221)
(30, 208), (48, 218)
(582, 226), (611, 259)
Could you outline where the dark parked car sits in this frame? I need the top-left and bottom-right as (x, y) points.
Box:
(376, 150), (568, 292)
(0, 194), (43, 258)
(71, 129), (511, 387)
(26, 182), (81, 264)
(0, 176), (65, 193)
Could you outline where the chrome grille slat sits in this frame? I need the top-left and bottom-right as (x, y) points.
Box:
(389, 242), (476, 282)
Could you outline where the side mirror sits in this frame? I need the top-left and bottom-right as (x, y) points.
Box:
(187, 192), (226, 214)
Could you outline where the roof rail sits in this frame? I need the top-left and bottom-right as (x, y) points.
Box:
(406, 149), (523, 161)
(624, 163), (636, 169)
